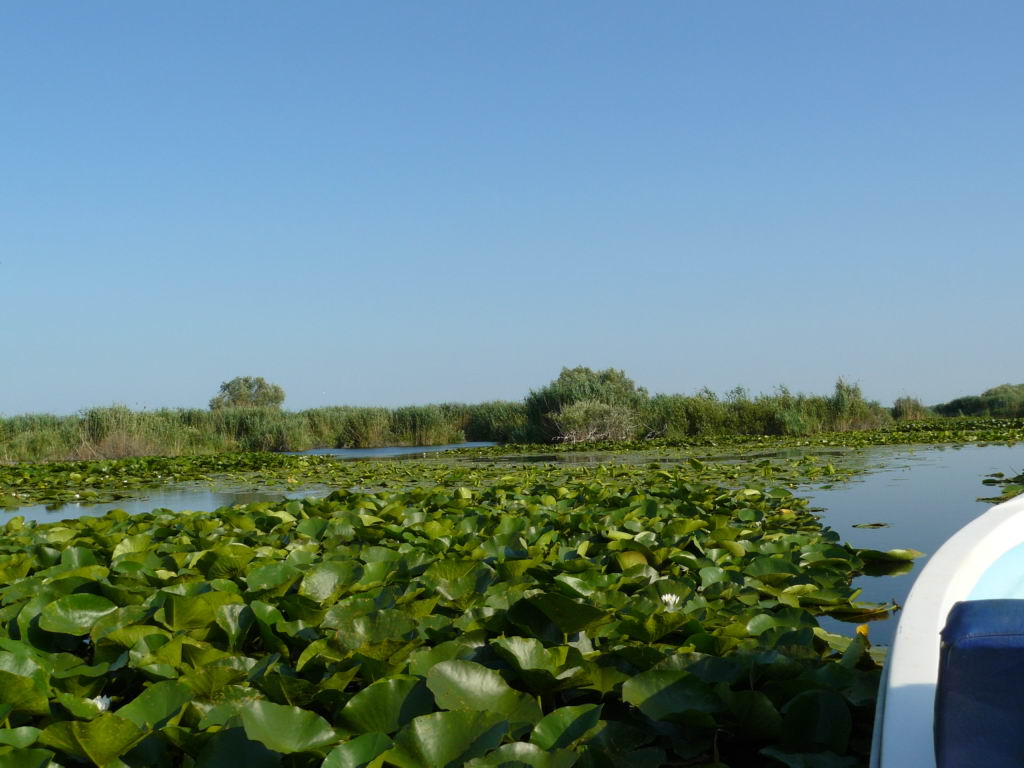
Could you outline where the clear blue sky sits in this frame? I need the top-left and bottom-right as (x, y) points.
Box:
(3, 1), (1021, 415)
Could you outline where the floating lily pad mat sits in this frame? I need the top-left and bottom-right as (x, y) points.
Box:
(0, 459), (912, 767)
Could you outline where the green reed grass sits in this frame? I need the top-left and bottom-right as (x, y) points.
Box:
(0, 376), (925, 462)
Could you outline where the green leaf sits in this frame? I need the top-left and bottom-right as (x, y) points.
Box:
(426, 660), (541, 724)
(299, 561), (361, 603)
(216, 603), (255, 649)
(621, 669), (720, 721)
(530, 703), (602, 750)
(195, 726), (282, 768)
(779, 691), (851, 754)
(0, 672), (49, 717)
(296, 518), (329, 540)
(490, 637), (587, 694)
(508, 593), (606, 641)
(0, 748), (55, 768)
(116, 681), (191, 729)
(698, 566), (728, 588)
(465, 741), (580, 768)
(159, 592), (239, 632)
(721, 689), (782, 740)
(0, 728), (41, 749)
(39, 714), (147, 766)
(246, 563), (302, 593)
(322, 733), (394, 768)
(239, 700), (337, 754)
(384, 711), (508, 768)
(111, 534), (152, 559)
(855, 548), (924, 562)
(421, 560), (494, 602)
(38, 594), (117, 636)
(339, 677), (435, 735)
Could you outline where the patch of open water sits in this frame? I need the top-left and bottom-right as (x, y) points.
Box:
(807, 442), (1024, 645)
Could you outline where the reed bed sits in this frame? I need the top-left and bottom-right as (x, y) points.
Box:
(0, 376), (929, 462)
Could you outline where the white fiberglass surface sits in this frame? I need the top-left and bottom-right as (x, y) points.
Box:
(873, 492), (1024, 767)
(967, 539), (1024, 599)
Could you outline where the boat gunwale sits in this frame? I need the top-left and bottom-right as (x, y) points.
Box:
(871, 491), (1024, 766)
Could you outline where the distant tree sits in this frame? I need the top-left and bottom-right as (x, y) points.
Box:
(934, 383), (1024, 418)
(209, 376), (285, 410)
(524, 366), (648, 442)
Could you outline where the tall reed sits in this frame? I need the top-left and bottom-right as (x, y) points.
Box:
(0, 377), (904, 463)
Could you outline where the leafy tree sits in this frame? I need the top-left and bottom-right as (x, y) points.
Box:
(209, 376), (285, 410)
(524, 367), (648, 442)
(934, 383), (1024, 418)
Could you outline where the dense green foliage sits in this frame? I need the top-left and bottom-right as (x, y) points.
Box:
(209, 377), (286, 411)
(0, 439), (875, 512)
(451, 419), (1024, 459)
(0, 403), (527, 463)
(638, 381), (893, 440)
(523, 368), (649, 443)
(8, 415), (1024, 512)
(890, 397), (930, 421)
(3, 369), (1015, 463)
(933, 383), (1024, 418)
(0, 460), (910, 767)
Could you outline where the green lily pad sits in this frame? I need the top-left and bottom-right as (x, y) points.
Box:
(38, 594), (117, 636)
(239, 700), (338, 754)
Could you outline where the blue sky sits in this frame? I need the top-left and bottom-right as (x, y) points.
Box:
(3, 1), (1021, 414)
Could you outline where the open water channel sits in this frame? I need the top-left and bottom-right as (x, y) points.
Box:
(6, 440), (1023, 647)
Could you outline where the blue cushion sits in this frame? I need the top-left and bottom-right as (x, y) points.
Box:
(936, 600), (1024, 767)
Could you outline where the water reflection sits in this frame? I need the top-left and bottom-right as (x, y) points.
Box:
(9, 484), (332, 526)
(807, 442), (1024, 646)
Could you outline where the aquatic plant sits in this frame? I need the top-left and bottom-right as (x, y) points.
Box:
(890, 397), (931, 421)
(0, 460), (906, 766)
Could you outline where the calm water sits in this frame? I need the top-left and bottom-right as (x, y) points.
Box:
(806, 442), (1024, 645)
(7, 485), (334, 526)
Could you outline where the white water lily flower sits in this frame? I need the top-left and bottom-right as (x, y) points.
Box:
(660, 593), (681, 610)
(89, 695), (111, 711)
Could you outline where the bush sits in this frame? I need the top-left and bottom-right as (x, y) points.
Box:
(934, 384), (1024, 418)
(552, 400), (638, 443)
(524, 367), (648, 442)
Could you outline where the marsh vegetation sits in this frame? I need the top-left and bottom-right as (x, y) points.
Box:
(0, 450), (909, 767)
(6, 368), (1009, 464)
(1, 415), (1021, 766)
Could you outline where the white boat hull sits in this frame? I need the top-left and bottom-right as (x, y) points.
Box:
(871, 491), (1024, 766)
